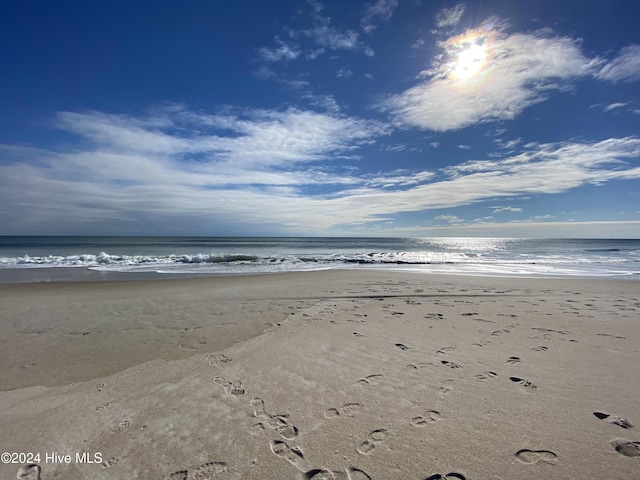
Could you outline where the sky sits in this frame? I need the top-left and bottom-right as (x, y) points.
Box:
(1, 0), (640, 238)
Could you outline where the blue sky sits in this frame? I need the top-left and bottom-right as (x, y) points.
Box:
(1, 0), (639, 237)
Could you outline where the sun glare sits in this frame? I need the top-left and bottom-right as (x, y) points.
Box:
(437, 25), (496, 83)
(452, 42), (487, 80)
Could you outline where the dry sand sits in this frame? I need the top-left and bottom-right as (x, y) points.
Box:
(0, 270), (638, 479)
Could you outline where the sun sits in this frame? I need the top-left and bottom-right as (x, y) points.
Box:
(451, 41), (487, 80)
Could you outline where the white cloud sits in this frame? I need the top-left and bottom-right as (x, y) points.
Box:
(435, 214), (464, 224)
(306, 48), (326, 59)
(305, 26), (360, 50)
(361, 0), (399, 34)
(385, 21), (602, 131)
(435, 4), (466, 29)
(252, 65), (277, 79)
(287, 1), (374, 57)
(492, 206), (522, 213)
(2, 107), (640, 234)
(597, 44), (640, 83)
(278, 78), (311, 90)
(457, 144), (472, 150)
(258, 38), (301, 62)
(496, 138), (522, 149)
(49, 106), (390, 173)
(366, 170), (435, 188)
(303, 93), (341, 113)
(336, 67), (354, 78)
(603, 102), (631, 112)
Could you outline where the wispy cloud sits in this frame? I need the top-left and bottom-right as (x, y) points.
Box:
(258, 38), (301, 62)
(336, 67), (354, 78)
(492, 206), (522, 213)
(287, 1), (374, 58)
(435, 214), (464, 224)
(255, 1), (374, 72)
(435, 4), (466, 29)
(366, 170), (435, 188)
(597, 44), (640, 83)
(2, 106), (639, 234)
(299, 26), (360, 50)
(603, 102), (631, 112)
(361, 0), (399, 34)
(385, 20), (602, 131)
(302, 93), (341, 113)
(252, 65), (277, 79)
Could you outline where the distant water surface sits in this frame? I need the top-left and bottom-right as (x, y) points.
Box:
(0, 236), (638, 282)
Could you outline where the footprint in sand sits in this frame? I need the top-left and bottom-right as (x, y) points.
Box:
(611, 439), (640, 457)
(271, 440), (308, 471)
(411, 410), (441, 427)
(250, 397), (299, 440)
(515, 449), (558, 464)
(357, 374), (383, 385)
(302, 466), (372, 479)
(345, 467), (373, 479)
(17, 464), (41, 480)
(214, 376), (245, 396)
(166, 472), (188, 480)
(439, 379), (455, 395)
(436, 346), (456, 354)
(101, 457), (120, 468)
(302, 469), (345, 479)
(357, 429), (388, 456)
(491, 329), (510, 336)
(395, 343), (410, 350)
(189, 462), (228, 479)
(94, 402), (110, 412)
(506, 356), (521, 365)
(424, 473), (467, 479)
(206, 354), (231, 366)
(593, 411), (634, 429)
(531, 345), (549, 352)
(474, 318), (496, 324)
(114, 419), (132, 432)
(440, 360), (462, 369)
(325, 402), (364, 418)
(596, 333), (627, 339)
(509, 377), (537, 389)
(165, 461), (227, 480)
(475, 371), (498, 381)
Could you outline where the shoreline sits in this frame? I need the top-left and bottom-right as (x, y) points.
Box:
(1, 270), (638, 479)
(1, 263), (638, 284)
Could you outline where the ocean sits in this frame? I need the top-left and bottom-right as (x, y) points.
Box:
(0, 236), (639, 282)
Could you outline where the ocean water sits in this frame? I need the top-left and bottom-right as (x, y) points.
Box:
(0, 236), (639, 282)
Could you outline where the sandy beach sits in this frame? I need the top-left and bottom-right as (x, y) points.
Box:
(1, 270), (638, 479)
